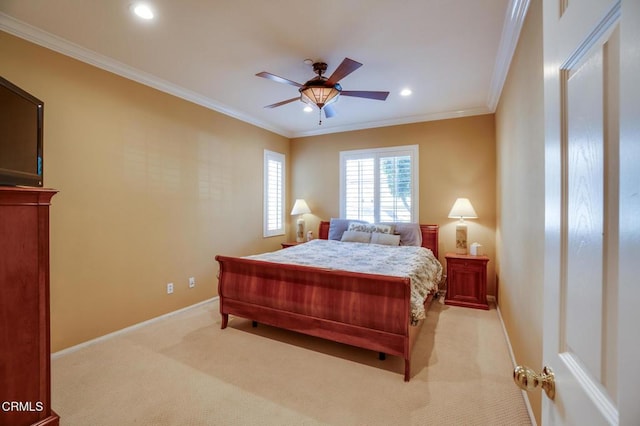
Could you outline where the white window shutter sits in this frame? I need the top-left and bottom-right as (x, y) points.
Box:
(379, 154), (413, 222)
(340, 145), (418, 223)
(264, 150), (285, 237)
(344, 157), (375, 223)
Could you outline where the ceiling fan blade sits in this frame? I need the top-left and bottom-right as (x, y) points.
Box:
(256, 72), (303, 88)
(341, 90), (390, 101)
(326, 58), (363, 85)
(324, 104), (337, 118)
(264, 97), (300, 108)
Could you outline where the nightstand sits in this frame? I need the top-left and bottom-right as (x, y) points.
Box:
(444, 253), (490, 310)
(281, 241), (303, 249)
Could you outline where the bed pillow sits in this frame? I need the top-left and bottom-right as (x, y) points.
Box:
(370, 232), (401, 246)
(381, 222), (423, 246)
(340, 230), (372, 243)
(347, 222), (394, 235)
(328, 218), (367, 240)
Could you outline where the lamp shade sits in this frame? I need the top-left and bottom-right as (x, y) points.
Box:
(291, 199), (311, 215)
(448, 198), (478, 219)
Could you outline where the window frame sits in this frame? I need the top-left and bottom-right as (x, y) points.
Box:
(263, 149), (285, 237)
(339, 145), (419, 223)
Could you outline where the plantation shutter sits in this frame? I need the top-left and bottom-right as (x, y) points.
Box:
(344, 157), (375, 223)
(379, 154), (413, 222)
(264, 150), (285, 236)
(340, 145), (418, 223)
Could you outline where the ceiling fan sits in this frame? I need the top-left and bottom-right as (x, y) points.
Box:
(256, 58), (390, 124)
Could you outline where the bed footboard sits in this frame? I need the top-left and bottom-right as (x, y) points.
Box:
(216, 255), (416, 380)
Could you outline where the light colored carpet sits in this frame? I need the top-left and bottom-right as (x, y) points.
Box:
(52, 299), (532, 425)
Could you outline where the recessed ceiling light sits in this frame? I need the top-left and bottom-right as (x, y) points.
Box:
(303, 105), (313, 113)
(400, 88), (412, 97)
(132, 3), (154, 20)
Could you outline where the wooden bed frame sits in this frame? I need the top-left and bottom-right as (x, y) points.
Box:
(215, 221), (439, 381)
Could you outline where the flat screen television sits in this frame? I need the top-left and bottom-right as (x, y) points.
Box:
(0, 76), (44, 187)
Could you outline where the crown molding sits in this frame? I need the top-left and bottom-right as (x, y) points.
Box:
(2, 7), (518, 140)
(0, 13), (292, 138)
(291, 107), (492, 138)
(486, 0), (531, 111)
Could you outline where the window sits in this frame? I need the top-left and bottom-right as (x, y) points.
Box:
(263, 150), (285, 237)
(340, 145), (418, 223)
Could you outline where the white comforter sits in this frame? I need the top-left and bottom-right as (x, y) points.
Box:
(245, 239), (443, 324)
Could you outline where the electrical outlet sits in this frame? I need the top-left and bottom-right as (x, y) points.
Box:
(167, 283), (174, 294)
(189, 277), (195, 288)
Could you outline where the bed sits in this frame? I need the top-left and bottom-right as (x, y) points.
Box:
(215, 220), (442, 381)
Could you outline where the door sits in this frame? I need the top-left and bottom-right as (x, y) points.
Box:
(542, 0), (639, 424)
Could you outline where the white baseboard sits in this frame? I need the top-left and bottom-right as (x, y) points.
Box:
(494, 301), (538, 426)
(52, 297), (219, 359)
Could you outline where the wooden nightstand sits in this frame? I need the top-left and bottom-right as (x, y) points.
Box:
(281, 241), (303, 249)
(445, 253), (490, 310)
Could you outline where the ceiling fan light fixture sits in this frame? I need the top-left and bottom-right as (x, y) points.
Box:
(299, 81), (341, 109)
(256, 57), (388, 124)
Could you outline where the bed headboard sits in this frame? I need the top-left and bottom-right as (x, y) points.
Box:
(318, 221), (439, 259)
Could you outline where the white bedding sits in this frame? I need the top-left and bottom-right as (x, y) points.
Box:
(245, 239), (443, 324)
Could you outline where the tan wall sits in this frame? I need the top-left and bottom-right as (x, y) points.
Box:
(291, 115), (497, 293)
(495, 0), (544, 422)
(1, 32), (290, 352)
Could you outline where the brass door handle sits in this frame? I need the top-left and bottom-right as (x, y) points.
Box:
(513, 365), (555, 400)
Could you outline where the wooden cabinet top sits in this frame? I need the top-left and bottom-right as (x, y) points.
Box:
(445, 252), (490, 262)
(0, 186), (57, 205)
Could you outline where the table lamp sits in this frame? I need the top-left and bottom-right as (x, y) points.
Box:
(291, 199), (311, 242)
(448, 198), (478, 254)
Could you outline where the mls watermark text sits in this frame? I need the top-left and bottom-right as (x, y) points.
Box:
(1, 401), (44, 412)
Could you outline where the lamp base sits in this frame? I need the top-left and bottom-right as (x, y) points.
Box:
(455, 223), (468, 255)
(296, 217), (305, 243)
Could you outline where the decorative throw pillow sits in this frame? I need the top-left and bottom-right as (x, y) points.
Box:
(370, 232), (401, 246)
(340, 230), (372, 243)
(328, 218), (367, 240)
(347, 222), (394, 235)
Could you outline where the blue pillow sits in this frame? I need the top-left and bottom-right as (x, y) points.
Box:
(380, 222), (423, 246)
